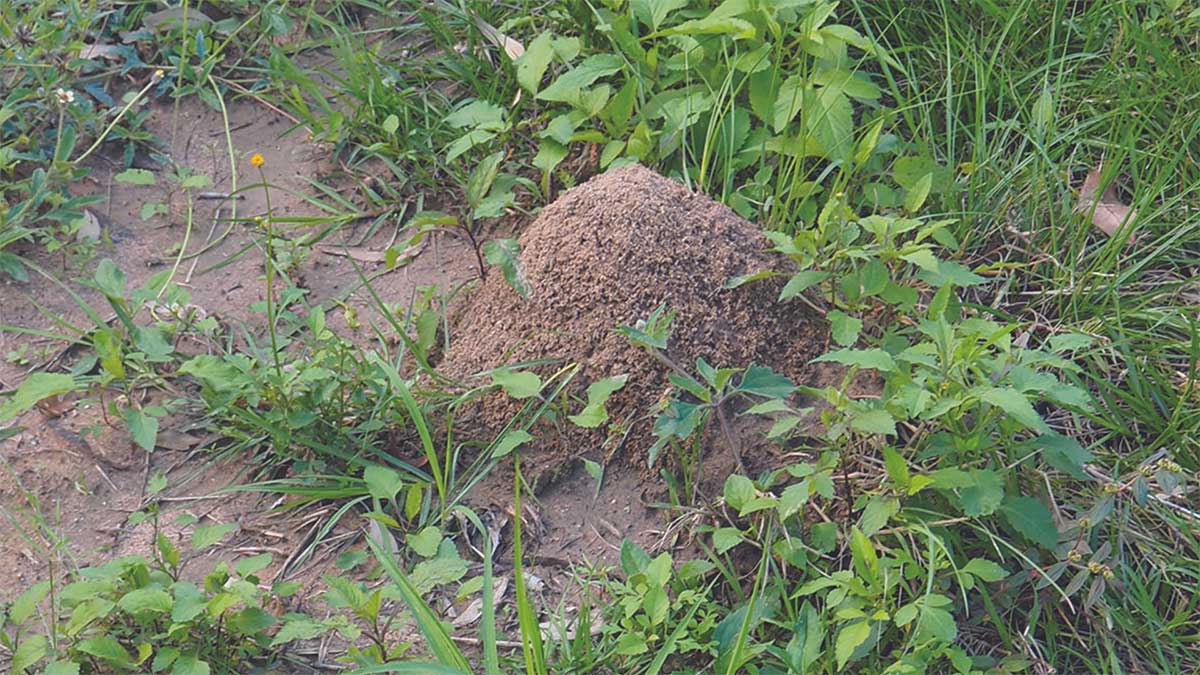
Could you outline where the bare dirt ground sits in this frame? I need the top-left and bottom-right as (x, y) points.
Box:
(0, 96), (478, 602)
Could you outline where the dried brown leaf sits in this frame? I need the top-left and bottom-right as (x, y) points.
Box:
(317, 246), (387, 263)
(78, 43), (122, 61)
(1076, 164), (1138, 241)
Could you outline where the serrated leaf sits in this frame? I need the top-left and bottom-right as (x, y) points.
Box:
(269, 618), (329, 647)
(850, 408), (896, 436)
(491, 429), (533, 459)
(963, 558), (1008, 583)
(76, 636), (132, 666)
(191, 522), (237, 550)
(859, 497), (898, 536)
(125, 408), (158, 451)
(235, 553), (273, 578)
(407, 527), (442, 558)
(490, 368), (541, 398)
(538, 54), (623, 103)
(483, 238), (530, 298)
(117, 587), (173, 615)
(364, 464), (404, 502)
(1001, 496), (1058, 549)
(813, 348), (897, 372)
(979, 387), (1048, 433)
(835, 620), (871, 670)
(807, 84), (854, 163)
(11, 634), (48, 674)
(1036, 433), (1093, 479)
(568, 374), (628, 428)
(0, 373), (77, 423)
(632, 0), (689, 30)
(713, 527), (743, 554)
(828, 310), (862, 346)
(780, 270), (830, 299)
(516, 31), (556, 94)
(904, 173), (933, 212)
(958, 470), (1004, 517)
(9, 580), (50, 625)
(114, 168), (156, 185)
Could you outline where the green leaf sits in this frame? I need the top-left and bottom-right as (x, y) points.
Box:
(269, 617), (329, 647)
(850, 408), (896, 436)
(615, 632), (648, 655)
(76, 636), (133, 667)
(191, 522), (238, 550)
(0, 373), (76, 422)
(482, 238), (530, 298)
(10, 580), (50, 625)
(538, 54), (623, 103)
(807, 84), (854, 163)
(171, 582), (206, 622)
(631, 0), (689, 30)
(779, 270), (830, 299)
(958, 470), (1005, 517)
(828, 310), (862, 346)
(381, 114), (400, 134)
(492, 429), (533, 458)
(93, 258), (126, 298)
(963, 558), (1008, 583)
(882, 446), (910, 490)
(235, 553), (273, 577)
(813, 348), (897, 372)
(490, 368), (542, 398)
(772, 74), (806, 133)
(738, 365), (795, 398)
(41, 661), (80, 675)
(516, 31), (556, 94)
(125, 408), (159, 451)
(904, 173), (933, 213)
(568, 374), (628, 427)
(407, 527), (442, 558)
(723, 475), (755, 511)
(11, 634), (48, 674)
(1036, 433), (1094, 479)
(445, 99), (505, 130)
(778, 482), (810, 520)
(466, 151), (504, 210)
(859, 497), (898, 537)
(835, 620), (872, 670)
(713, 527), (743, 554)
(230, 606), (277, 635)
(1001, 496), (1058, 549)
(979, 387), (1049, 432)
(117, 587), (173, 615)
(114, 168), (156, 185)
(364, 464), (404, 502)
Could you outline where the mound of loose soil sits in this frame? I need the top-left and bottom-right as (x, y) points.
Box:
(446, 165), (832, 484)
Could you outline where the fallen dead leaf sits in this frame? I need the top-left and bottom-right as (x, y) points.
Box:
(317, 239), (426, 268)
(36, 394), (76, 418)
(1077, 163), (1138, 241)
(77, 209), (102, 242)
(154, 429), (203, 452)
(318, 245), (387, 263)
(471, 13), (524, 60)
(453, 575), (509, 628)
(79, 43), (123, 61)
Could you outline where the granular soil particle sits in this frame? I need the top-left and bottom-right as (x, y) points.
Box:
(446, 164), (833, 489)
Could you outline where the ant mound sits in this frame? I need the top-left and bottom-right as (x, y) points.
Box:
(446, 165), (831, 486)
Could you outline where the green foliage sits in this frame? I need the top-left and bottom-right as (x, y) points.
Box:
(0, 540), (320, 673)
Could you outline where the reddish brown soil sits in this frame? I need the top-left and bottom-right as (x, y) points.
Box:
(446, 165), (833, 494)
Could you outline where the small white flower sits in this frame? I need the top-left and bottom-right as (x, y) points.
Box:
(55, 88), (75, 105)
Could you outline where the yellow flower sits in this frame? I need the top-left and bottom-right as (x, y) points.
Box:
(250, 153), (265, 168)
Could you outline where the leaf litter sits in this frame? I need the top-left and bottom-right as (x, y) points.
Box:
(1076, 162), (1138, 241)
